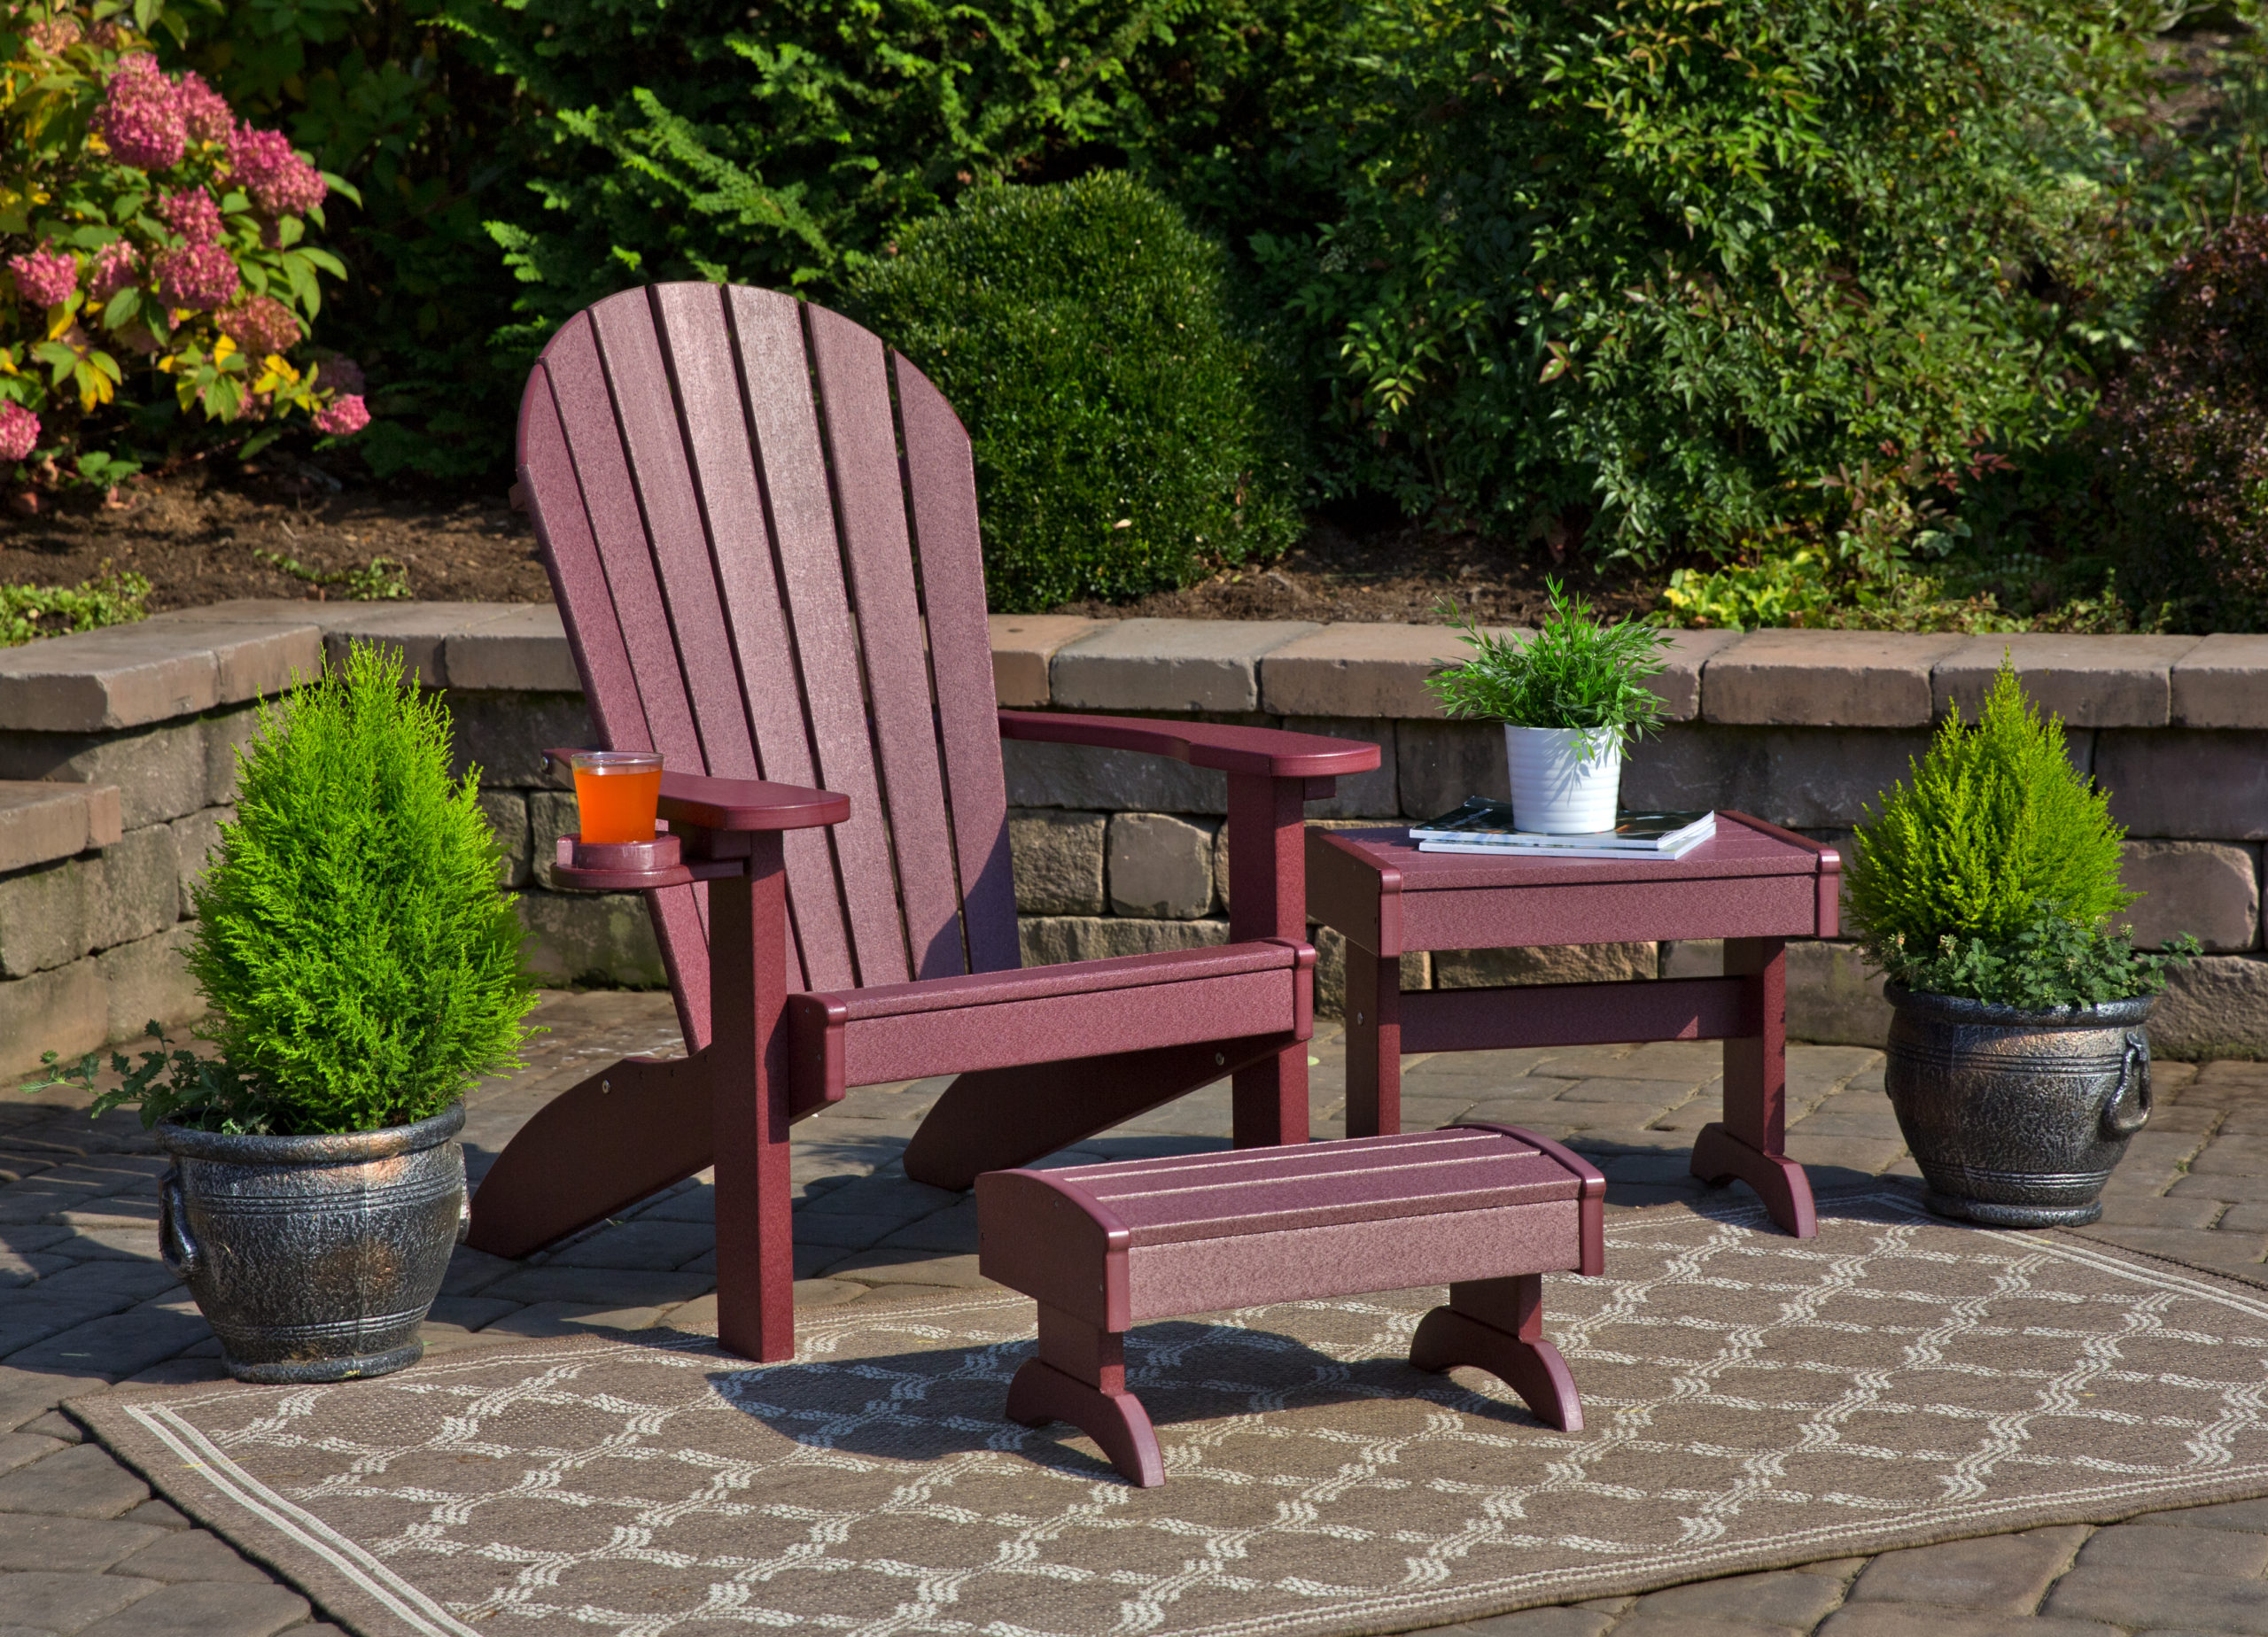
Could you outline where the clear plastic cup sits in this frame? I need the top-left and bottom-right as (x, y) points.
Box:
(571, 751), (664, 844)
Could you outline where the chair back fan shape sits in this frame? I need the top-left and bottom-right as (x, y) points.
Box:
(517, 283), (1020, 1051)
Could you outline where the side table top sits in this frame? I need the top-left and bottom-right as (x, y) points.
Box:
(1313, 811), (1837, 890)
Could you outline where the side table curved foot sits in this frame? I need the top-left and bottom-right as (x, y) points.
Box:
(1690, 1122), (1818, 1238)
(1006, 1358), (1164, 1487)
(1410, 1307), (1583, 1431)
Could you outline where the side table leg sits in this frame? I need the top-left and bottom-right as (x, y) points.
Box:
(1692, 936), (1816, 1237)
(1410, 1274), (1582, 1431)
(1344, 943), (1401, 1138)
(1005, 1303), (1164, 1487)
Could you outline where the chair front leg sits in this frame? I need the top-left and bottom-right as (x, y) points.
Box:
(1227, 772), (1315, 1148)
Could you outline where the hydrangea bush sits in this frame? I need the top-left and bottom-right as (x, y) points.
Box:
(0, 1), (367, 482)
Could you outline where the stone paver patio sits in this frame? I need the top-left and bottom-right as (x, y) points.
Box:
(4, 989), (2268, 1637)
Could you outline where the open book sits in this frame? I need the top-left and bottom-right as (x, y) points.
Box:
(1410, 799), (1716, 859)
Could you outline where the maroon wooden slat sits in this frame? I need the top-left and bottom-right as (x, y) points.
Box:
(894, 354), (1018, 974)
(801, 938), (1295, 1023)
(656, 768), (850, 830)
(1068, 1128), (1531, 1184)
(727, 289), (907, 989)
(807, 306), (967, 980)
(1082, 1165), (1581, 1247)
(1398, 977), (1751, 1054)
(1000, 710), (1380, 779)
(1402, 875), (1820, 951)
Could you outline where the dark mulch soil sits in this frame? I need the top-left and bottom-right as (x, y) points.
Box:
(0, 470), (1662, 624)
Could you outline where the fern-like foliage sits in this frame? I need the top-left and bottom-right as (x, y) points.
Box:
(180, 641), (538, 1134)
(1424, 578), (1670, 762)
(1848, 659), (2132, 964)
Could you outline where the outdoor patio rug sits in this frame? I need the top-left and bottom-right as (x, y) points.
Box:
(74, 1187), (2268, 1637)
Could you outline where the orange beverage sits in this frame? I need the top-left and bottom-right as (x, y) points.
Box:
(571, 752), (664, 843)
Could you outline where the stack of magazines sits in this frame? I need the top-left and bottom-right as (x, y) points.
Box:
(1410, 799), (1717, 860)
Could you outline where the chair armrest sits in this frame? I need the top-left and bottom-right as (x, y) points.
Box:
(997, 710), (1379, 780)
(543, 749), (849, 832)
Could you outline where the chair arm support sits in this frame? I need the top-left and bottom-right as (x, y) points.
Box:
(542, 749), (850, 832)
(997, 710), (1379, 783)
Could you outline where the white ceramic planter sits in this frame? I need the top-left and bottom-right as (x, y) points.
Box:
(1504, 725), (1622, 833)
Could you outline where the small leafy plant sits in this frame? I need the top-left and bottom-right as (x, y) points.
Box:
(1425, 578), (1670, 764)
(0, 566), (147, 647)
(33, 640), (538, 1134)
(1849, 658), (2194, 1007)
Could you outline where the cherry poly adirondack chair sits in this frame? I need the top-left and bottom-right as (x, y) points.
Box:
(463, 283), (1380, 1363)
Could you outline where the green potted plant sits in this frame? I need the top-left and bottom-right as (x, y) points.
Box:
(1848, 660), (2197, 1226)
(1426, 579), (1673, 832)
(33, 642), (538, 1381)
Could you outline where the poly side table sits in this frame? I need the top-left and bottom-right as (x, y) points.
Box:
(1306, 813), (1840, 1237)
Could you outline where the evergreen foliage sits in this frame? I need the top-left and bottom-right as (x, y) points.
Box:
(850, 173), (1299, 610)
(1847, 659), (2191, 1005)
(154, 642), (534, 1134)
(1424, 580), (1669, 760)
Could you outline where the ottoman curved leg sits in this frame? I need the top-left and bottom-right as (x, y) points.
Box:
(1411, 1307), (1584, 1431)
(1006, 1358), (1164, 1487)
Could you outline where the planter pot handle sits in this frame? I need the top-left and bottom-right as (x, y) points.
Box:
(159, 1169), (201, 1281)
(2101, 1030), (2154, 1139)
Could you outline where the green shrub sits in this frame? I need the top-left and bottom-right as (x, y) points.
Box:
(66, 642), (540, 1135)
(850, 173), (1299, 610)
(1846, 660), (2187, 1005)
(0, 570), (149, 648)
(1425, 581), (1667, 760)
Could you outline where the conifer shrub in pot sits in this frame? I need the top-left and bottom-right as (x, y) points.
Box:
(1849, 663), (2197, 1227)
(1425, 580), (1671, 833)
(40, 643), (537, 1381)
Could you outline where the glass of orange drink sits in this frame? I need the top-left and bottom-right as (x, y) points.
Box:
(571, 751), (664, 844)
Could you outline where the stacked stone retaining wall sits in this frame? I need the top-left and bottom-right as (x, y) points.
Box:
(0, 602), (2259, 1076)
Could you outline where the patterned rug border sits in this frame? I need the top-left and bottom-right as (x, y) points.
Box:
(70, 1187), (2268, 1637)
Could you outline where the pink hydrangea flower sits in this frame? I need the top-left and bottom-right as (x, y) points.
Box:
(152, 242), (239, 311)
(225, 126), (327, 219)
(26, 16), (81, 54)
(217, 295), (300, 359)
(0, 402), (40, 464)
(313, 393), (369, 436)
(85, 240), (142, 303)
(320, 354), (366, 395)
(159, 188), (222, 245)
(9, 244), (77, 309)
(95, 55), (186, 171)
(175, 71), (232, 145)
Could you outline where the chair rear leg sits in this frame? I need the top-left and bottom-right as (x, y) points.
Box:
(465, 1051), (714, 1260)
(903, 1033), (1295, 1191)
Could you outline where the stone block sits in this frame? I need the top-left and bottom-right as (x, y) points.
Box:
(517, 890), (667, 988)
(0, 1571), (159, 1632)
(0, 1510), (164, 1572)
(1397, 719), (1506, 819)
(1650, 628), (1744, 722)
(1282, 718), (1398, 818)
(1016, 915), (1230, 966)
(1662, 938), (1723, 978)
(2120, 840), (2259, 951)
(0, 959), (106, 1077)
(1704, 630), (1967, 726)
(0, 1441), (150, 1517)
(0, 782), (120, 876)
(1848, 1529), (2085, 1611)
(1308, 924), (1430, 1019)
(1433, 943), (1656, 989)
(1786, 940), (1890, 1047)
(988, 614), (1101, 708)
(1002, 735), (1225, 814)
(1934, 632), (2202, 727)
(2151, 956), (2268, 1059)
(1107, 812), (1219, 919)
(1051, 618), (1318, 714)
(0, 857), (87, 977)
(526, 790), (577, 889)
(84, 824), (179, 951)
(111, 1526), (274, 1583)
(1260, 623), (1494, 719)
(2096, 729), (2268, 841)
(74, 1579), (312, 1637)
(1008, 810), (1107, 916)
(478, 790), (532, 888)
(318, 601), (517, 687)
(0, 716), (209, 830)
(167, 806), (231, 908)
(2045, 1563), (2268, 1631)
(447, 692), (598, 790)
(1621, 724), (1935, 830)
(200, 704), (260, 807)
(2174, 632), (2268, 728)
(0, 625), (215, 733)
(95, 924), (203, 1045)
(444, 601), (578, 692)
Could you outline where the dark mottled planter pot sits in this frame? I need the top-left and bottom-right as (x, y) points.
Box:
(1884, 985), (2155, 1228)
(158, 1103), (467, 1384)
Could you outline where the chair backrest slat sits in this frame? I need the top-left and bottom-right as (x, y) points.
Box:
(895, 358), (1019, 973)
(521, 282), (1024, 1023)
(807, 306), (969, 980)
(725, 289), (911, 989)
